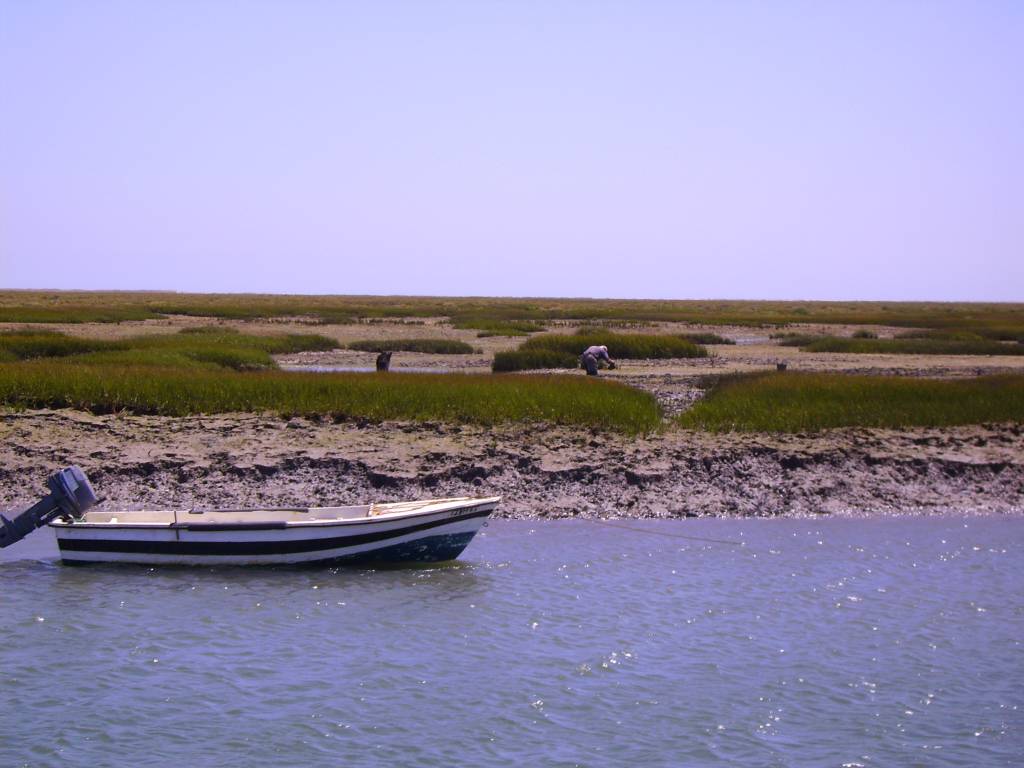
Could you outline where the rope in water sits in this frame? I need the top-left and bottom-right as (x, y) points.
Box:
(585, 518), (744, 546)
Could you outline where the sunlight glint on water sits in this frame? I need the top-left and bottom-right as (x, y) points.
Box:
(1, 517), (1021, 766)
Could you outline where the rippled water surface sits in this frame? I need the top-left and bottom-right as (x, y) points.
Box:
(2, 517), (1022, 767)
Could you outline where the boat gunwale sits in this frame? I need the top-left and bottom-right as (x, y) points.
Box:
(49, 496), (502, 532)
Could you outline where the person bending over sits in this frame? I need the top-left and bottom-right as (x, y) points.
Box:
(580, 345), (614, 376)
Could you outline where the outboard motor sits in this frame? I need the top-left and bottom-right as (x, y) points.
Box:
(0, 466), (97, 548)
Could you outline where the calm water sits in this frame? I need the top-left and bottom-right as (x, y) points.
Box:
(2, 517), (1022, 767)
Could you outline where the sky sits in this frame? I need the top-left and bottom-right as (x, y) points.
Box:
(1, 1), (1021, 301)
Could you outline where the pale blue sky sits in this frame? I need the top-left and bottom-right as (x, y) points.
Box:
(2, 1), (1021, 300)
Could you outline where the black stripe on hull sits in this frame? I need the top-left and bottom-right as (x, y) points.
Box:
(60, 531), (479, 567)
(56, 509), (491, 557)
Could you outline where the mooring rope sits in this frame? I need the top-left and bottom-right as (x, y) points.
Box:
(585, 518), (744, 546)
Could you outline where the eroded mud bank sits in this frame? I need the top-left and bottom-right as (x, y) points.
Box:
(2, 409), (1021, 518)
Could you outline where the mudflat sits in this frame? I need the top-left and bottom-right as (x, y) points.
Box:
(3, 408), (1021, 518)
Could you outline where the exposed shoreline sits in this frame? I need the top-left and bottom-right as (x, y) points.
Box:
(3, 315), (1022, 518)
(2, 408), (1021, 519)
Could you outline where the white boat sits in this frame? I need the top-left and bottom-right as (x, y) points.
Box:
(1, 467), (499, 566)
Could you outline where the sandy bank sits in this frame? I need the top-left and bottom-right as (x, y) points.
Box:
(2, 409), (1021, 519)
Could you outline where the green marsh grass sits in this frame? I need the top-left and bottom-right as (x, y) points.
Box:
(0, 331), (125, 360)
(895, 329), (983, 341)
(979, 328), (1024, 342)
(452, 318), (546, 336)
(801, 337), (1024, 356)
(0, 365), (661, 433)
(493, 331), (707, 371)
(178, 325), (240, 335)
(678, 372), (1024, 431)
(4, 291), (1022, 332)
(0, 305), (160, 323)
(0, 327), (657, 430)
(772, 333), (825, 347)
(522, 332), (707, 360)
(0, 329), (338, 369)
(348, 338), (475, 354)
(897, 328), (1024, 343)
(492, 350), (580, 372)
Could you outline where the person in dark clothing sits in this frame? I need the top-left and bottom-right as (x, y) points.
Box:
(376, 351), (392, 372)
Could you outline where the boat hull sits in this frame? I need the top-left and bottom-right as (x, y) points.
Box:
(51, 500), (496, 566)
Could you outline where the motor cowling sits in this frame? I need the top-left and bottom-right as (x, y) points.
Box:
(0, 466), (98, 548)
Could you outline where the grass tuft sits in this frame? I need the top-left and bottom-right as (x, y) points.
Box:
(178, 325), (240, 335)
(678, 372), (1024, 431)
(0, 331), (126, 360)
(0, 365), (661, 434)
(0, 330), (338, 369)
(492, 350), (580, 372)
(522, 332), (707, 360)
(0, 306), (160, 323)
(771, 333), (825, 347)
(452, 318), (546, 336)
(347, 338), (475, 354)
